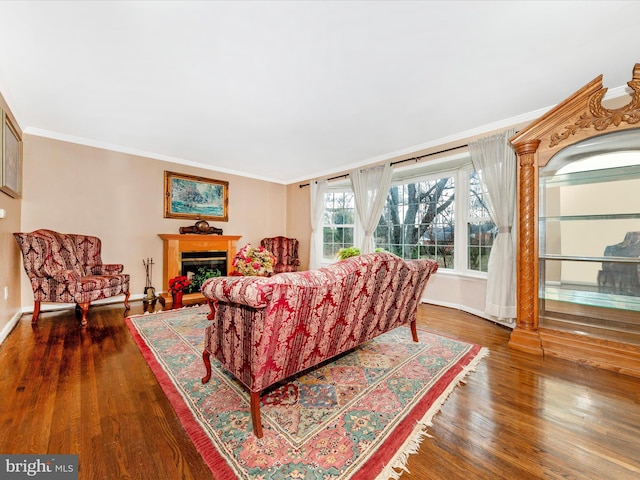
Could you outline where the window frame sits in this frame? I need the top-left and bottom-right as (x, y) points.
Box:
(460, 165), (496, 275)
(320, 186), (361, 266)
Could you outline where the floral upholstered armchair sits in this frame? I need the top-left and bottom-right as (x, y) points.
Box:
(260, 236), (300, 274)
(14, 229), (130, 325)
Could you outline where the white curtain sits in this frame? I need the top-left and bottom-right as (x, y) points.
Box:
(309, 179), (328, 270)
(350, 163), (393, 254)
(468, 129), (517, 320)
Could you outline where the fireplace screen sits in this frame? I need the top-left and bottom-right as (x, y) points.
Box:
(181, 251), (226, 294)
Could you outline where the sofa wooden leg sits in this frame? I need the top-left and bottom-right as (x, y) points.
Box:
(202, 350), (212, 384)
(250, 391), (263, 438)
(201, 353), (263, 437)
(79, 302), (90, 326)
(410, 320), (419, 342)
(32, 301), (41, 323)
(207, 300), (218, 320)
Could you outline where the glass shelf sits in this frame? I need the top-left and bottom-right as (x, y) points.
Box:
(540, 254), (640, 264)
(541, 164), (640, 187)
(542, 284), (640, 311)
(540, 213), (640, 221)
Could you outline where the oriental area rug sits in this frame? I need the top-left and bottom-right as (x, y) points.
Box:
(126, 306), (488, 480)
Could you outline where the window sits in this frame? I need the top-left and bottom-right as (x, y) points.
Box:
(375, 176), (455, 268)
(322, 190), (356, 262)
(467, 170), (496, 272)
(319, 155), (496, 274)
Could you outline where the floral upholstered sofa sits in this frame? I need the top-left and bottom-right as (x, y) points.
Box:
(200, 251), (438, 437)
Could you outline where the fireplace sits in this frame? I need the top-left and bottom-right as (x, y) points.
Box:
(181, 251), (227, 293)
(159, 234), (241, 304)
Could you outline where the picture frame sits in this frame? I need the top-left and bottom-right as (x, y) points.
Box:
(164, 170), (229, 221)
(0, 108), (22, 199)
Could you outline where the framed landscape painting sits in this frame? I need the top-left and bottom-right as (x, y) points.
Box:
(0, 108), (22, 199)
(164, 170), (229, 221)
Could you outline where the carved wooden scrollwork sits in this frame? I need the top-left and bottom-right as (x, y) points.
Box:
(550, 65), (640, 147)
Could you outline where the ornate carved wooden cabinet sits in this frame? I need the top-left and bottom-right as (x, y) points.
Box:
(509, 63), (640, 377)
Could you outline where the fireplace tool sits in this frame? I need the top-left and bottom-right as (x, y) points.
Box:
(143, 258), (165, 307)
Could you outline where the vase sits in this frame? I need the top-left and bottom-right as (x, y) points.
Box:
(172, 290), (184, 309)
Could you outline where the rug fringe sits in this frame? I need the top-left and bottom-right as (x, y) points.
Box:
(376, 347), (490, 480)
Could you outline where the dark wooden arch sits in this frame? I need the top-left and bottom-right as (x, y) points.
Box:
(509, 63), (640, 376)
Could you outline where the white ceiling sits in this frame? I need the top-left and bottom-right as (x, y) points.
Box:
(0, 1), (638, 184)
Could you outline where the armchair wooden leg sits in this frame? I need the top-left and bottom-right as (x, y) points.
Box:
(123, 290), (131, 310)
(79, 302), (90, 326)
(32, 301), (41, 323)
(201, 350), (212, 384)
(410, 320), (419, 342)
(250, 391), (264, 438)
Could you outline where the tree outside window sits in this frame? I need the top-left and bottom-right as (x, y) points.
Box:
(375, 176), (455, 268)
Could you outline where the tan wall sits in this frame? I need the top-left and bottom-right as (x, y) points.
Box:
(285, 182), (311, 269)
(19, 135), (288, 307)
(0, 94), (22, 337)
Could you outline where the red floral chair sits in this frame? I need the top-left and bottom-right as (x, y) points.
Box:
(260, 236), (300, 274)
(14, 229), (130, 325)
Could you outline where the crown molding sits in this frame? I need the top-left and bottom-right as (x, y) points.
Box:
(289, 84), (634, 185)
(22, 127), (288, 184)
(22, 84), (634, 186)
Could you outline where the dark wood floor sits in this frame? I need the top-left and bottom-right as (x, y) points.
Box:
(1, 301), (639, 480)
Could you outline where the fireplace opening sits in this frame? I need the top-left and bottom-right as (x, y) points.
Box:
(180, 251), (227, 294)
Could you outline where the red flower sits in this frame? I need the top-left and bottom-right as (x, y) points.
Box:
(168, 275), (191, 294)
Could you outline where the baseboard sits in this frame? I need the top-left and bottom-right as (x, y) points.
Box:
(0, 310), (23, 347)
(18, 293), (145, 314)
(422, 298), (515, 329)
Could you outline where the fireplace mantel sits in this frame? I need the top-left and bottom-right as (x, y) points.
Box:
(158, 234), (241, 304)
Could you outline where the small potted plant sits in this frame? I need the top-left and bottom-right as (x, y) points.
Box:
(336, 246), (361, 260)
(336, 247), (388, 260)
(168, 275), (191, 308)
